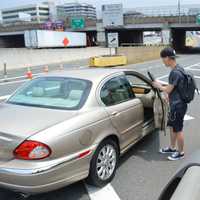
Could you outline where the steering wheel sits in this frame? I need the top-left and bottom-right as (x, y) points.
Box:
(147, 71), (155, 81)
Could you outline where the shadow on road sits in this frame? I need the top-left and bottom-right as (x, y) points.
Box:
(118, 130), (169, 167)
(0, 181), (88, 200)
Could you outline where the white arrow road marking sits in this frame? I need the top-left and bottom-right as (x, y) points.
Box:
(85, 184), (121, 200)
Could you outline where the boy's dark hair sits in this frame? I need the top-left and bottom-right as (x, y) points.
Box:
(160, 47), (177, 59)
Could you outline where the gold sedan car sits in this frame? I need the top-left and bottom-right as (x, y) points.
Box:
(0, 68), (167, 195)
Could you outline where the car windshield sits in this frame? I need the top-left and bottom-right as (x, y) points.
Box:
(7, 77), (92, 110)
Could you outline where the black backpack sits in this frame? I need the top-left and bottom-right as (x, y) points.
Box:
(176, 68), (199, 104)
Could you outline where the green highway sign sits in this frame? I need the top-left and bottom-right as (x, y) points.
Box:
(71, 18), (85, 29)
(196, 14), (200, 25)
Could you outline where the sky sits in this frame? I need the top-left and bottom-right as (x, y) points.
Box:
(0, 0), (200, 10)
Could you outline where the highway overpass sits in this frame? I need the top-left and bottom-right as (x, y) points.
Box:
(0, 14), (200, 51)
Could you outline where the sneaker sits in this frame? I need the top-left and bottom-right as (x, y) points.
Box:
(168, 152), (184, 161)
(159, 147), (176, 154)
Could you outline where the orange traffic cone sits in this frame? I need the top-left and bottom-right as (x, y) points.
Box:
(44, 65), (49, 73)
(26, 67), (33, 79)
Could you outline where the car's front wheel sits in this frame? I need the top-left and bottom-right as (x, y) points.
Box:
(87, 139), (119, 187)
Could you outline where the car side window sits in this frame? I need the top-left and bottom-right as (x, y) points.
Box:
(100, 76), (135, 106)
(126, 75), (148, 87)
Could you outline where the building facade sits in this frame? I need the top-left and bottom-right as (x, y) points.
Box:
(57, 3), (96, 20)
(1, 3), (50, 24)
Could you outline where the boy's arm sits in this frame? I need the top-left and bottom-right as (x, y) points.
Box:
(153, 81), (174, 94)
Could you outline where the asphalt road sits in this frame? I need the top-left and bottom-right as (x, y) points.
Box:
(0, 54), (200, 200)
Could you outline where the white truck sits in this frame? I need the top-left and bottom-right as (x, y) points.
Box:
(25, 30), (87, 48)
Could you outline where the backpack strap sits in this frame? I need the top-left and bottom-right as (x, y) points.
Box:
(174, 67), (187, 77)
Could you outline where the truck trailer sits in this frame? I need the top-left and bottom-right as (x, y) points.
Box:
(25, 30), (87, 48)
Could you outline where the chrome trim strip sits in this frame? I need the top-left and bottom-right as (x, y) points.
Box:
(0, 144), (97, 175)
(0, 135), (13, 142)
(142, 118), (154, 128)
(121, 120), (143, 135)
(120, 135), (142, 155)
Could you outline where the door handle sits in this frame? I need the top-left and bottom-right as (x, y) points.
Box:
(111, 111), (120, 116)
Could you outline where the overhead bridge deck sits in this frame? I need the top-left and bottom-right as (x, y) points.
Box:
(0, 31), (25, 48)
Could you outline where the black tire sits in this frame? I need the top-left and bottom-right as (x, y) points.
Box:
(87, 139), (119, 187)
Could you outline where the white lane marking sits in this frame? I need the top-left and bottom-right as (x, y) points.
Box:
(156, 61), (200, 84)
(187, 68), (200, 72)
(0, 65), (88, 83)
(157, 74), (168, 80)
(0, 79), (28, 86)
(0, 95), (10, 101)
(79, 66), (88, 69)
(141, 62), (199, 77)
(185, 62), (200, 70)
(156, 62), (200, 81)
(85, 184), (121, 200)
(0, 72), (44, 82)
(184, 115), (195, 121)
(157, 80), (168, 84)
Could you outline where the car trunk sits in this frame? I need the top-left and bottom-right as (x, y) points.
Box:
(0, 103), (78, 163)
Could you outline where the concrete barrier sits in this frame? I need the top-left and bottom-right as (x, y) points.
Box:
(0, 47), (115, 71)
(89, 55), (127, 67)
(116, 46), (167, 64)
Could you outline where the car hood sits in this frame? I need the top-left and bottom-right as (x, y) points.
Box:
(0, 103), (78, 139)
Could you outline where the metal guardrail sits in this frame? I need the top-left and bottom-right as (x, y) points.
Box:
(120, 43), (168, 47)
(125, 4), (200, 17)
(0, 22), (42, 32)
(124, 15), (197, 25)
(123, 5), (200, 25)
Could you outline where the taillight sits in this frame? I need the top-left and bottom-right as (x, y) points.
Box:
(14, 140), (51, 160)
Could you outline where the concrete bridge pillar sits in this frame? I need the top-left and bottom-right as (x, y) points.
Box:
(171, 29), (186, 52)
(96, 22), (106, 46)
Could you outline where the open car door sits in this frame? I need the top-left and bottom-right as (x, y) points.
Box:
(146, 70), (169, 132)
(153, 91), (169, 132)
(124, 70), (169, 133)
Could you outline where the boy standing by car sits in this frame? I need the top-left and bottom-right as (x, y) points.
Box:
(153, 47), (187, 161)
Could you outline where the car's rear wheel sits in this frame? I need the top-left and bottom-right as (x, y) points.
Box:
(87, 139), (119, 187)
